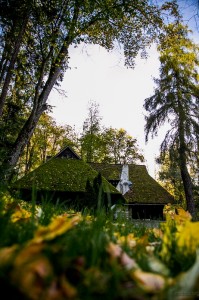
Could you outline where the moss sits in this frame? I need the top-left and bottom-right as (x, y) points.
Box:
(12, 159), (173, 205)
(12, 158), (120, 195)
(90, 164), (174, 204)
(89, 163), (122, 180)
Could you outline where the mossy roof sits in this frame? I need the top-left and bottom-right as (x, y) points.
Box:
(12, 158), (121, 195)
(89, 163), (174, 204)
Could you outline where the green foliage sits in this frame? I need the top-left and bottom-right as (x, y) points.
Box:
(102, 127), (145, 164)
(80, 101), (103, 163)
(143, 20), (199, 216)
(156, 151), (186, 205)
(0, 0), (176, 182)
(16, 113), (78, 178)
(1, 190), (199, 299)
(158, 220), (196, 276)
(79, 101), (145, 165)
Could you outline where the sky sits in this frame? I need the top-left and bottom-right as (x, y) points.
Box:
(48, 2), (199, 179)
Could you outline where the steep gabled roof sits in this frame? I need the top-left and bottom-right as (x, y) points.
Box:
(90, 163), (174, 204)
(54, 146), (81, 159)
(12, 145), (173, 206)
(13, 158), (121, 196)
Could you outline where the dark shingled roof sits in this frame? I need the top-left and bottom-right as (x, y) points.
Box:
(12, 145), (173, 206)
(12, 158), (122, 196)
(89, 163), (174, 204)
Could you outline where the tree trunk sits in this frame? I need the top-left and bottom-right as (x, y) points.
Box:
(1, 43), (69, 183)
(1, 105), (45, 182)
(180, 159), (196, 217)
(0, 17), (28, 117)
(178, 121), (196, 218)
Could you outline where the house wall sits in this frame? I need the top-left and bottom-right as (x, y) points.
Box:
(127, 204), (165, 220)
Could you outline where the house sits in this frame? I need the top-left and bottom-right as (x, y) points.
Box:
(90, 162), (174, 220)
(12, 146), (174, 219)
(11, 146), (124, 209)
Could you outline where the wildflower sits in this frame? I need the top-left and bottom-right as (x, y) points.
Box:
(31, 214), (82, 244)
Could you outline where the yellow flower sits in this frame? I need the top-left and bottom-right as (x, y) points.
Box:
(84, 215), (94, 223)
(31, 214), (82, 244)
(152, 228), (164, 239)
(11, 207), (31, 222)
(113, 232), (137, 248)
(176, 221), (199, 253)
(163, 204), (192, 225)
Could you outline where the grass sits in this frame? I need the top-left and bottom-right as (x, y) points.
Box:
(0, 190), (199, 299)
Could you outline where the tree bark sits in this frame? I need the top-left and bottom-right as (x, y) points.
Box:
(1, 2), (80, 182)
(0, 17), (29, 117)
(180, 154), (196, 218)
(178, 114), (196, 218)
(1, 43), (70, 182)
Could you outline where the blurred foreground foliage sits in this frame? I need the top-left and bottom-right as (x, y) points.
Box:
(0, 192), (199, 300)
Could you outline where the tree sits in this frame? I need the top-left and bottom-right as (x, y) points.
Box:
(102, 127), (144, 164)
(143, 21), (199, 217)
(156, 150), (185, 205)
(0, 0), (176, 183)
(79, 102), (145, 164)
(16, 113), (78, 178)
(177, 0), (199, 29)
(80, 101), (103, 162)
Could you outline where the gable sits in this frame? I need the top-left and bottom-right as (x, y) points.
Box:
(55, 146), (80, 159)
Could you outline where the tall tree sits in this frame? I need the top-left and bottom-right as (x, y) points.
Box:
(79, 102), (145, 164)
(80, 101), (103, 162)
(102, 127), (144, 164)
(0, 0), (177, 183)
(143, 21), (199, 217)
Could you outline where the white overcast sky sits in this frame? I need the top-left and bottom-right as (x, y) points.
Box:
(49, 2), (199, 178)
